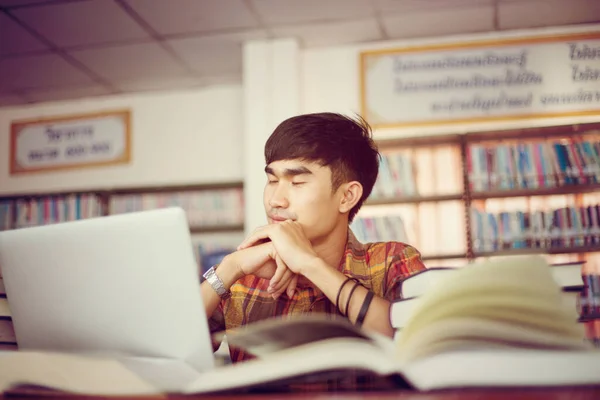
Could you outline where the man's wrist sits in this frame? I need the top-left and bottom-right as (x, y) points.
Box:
(300, 257), (331, 281)
(215, 256), (245, 289)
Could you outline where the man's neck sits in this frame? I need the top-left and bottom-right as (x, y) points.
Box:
(311, 223), (349, 270)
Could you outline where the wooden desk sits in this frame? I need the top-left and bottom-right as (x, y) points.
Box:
(3, 387), (600, 400)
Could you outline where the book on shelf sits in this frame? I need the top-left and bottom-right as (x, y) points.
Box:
(467, 137), (600, 192)
(580, 273), (600, 320)
(110, 188), (244, 229)
(471, 204), (600, 253)
(0, 202), (12, 231)
(371, 151), (417, 199)
(2, 255), (600, 396)
(10, 194), (104, 229)
(350, 215), (409, 244)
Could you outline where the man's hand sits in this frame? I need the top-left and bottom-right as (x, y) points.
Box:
(220, 242), (297, 299)
(237, 221), (320, 276)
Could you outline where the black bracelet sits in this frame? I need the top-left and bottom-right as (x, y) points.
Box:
(355, 290), (374, 328)
(344, 282), (361, 317)
(335, 277), (356, 314)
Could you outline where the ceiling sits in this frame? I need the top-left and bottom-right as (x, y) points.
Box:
(0, 0), (599, 107)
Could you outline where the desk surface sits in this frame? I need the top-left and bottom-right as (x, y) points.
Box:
(3, 387), (600, 400)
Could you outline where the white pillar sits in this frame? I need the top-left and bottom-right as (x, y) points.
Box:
(242, 38), (300, 235)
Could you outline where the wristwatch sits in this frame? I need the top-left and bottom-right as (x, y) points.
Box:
(203, 266), (232, 300)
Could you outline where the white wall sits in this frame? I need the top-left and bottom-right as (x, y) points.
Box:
(301, 23), (600, 141)
(0, 85), (243, 195)
(242, 39), (300, 234)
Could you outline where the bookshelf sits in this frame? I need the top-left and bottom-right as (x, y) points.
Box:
(354, 122), (600, 267)
(0, 182), (245, 274)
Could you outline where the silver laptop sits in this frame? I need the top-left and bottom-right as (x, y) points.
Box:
(0, 207), (216, 390)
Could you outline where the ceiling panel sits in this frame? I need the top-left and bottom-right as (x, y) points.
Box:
(11, 0), (150, 47)
(114, 75), (206, 92)
(125, 0), (259, 36)
(250, 0), (375, 25)
(167, 31), (266, 75)
(22, 83), (112, 102)
(0, 0), (71, 7)
(69, 42), (190, 82)
(499, 0), (600, 30)
(373, 0), (494, 13)
(0, 93), (28, 107)
(382, 5), (495, 39)
(0, 12), (49, 56)
(0, 53), (97, 90)
(271, 18), (382, 47)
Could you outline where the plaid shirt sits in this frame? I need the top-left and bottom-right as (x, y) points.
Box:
(208, 230), (426, 391)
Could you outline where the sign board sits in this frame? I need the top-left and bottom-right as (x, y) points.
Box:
(10, 110), (131, 175)
(360, 31), (600, 129)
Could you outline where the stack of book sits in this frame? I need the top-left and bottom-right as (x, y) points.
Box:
(580, 273), (600, 347)
(390, 260), (589, 343)
(0, 280), (16, 351)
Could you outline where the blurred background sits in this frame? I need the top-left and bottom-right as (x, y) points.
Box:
(0, 0), (600, 347)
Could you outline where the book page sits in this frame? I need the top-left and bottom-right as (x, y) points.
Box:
(395, 256), (591, 365)
(0, 351), (159, 396)
(183, 338), (396, 394)
(217, 315), (376, 357)
(403, 349), (600, 391)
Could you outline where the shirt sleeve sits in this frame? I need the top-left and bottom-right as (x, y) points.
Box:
(383, 243), (427, 301)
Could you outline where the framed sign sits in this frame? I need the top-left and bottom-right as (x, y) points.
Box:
(10, 109), (131, 175)
(360, 31), (600, 129)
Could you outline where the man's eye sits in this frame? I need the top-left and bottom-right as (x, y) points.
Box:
(268, 179), (278, 184)
(292, 182), (305, 186)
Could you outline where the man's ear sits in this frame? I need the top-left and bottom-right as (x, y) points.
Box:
(338, 181), (363, 214)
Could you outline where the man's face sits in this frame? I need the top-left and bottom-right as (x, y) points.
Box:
(263, 159), (343, 242)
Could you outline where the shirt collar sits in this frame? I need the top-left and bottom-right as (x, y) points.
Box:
(337, 229), (368, 274)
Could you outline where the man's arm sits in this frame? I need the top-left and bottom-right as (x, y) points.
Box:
(302, 259), (396, 337)
(236, 221), (426, 338)
(202, 241), (296, 318)
(201, 259), (242, 320)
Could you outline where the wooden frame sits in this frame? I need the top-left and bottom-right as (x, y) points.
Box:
(360, 31), (600, 129)
(10, 109), (132, 175)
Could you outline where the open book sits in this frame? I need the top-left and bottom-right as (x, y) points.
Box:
(1, 255), (600, 396)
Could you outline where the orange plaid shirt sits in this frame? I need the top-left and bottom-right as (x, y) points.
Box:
(208, 230), (426, 391)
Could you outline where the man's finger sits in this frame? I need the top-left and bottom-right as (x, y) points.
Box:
(237, 227), (270, 250)
(271, 268), (293, 293)
(269, 254), (288, 290)
(286, 275), (298, 299)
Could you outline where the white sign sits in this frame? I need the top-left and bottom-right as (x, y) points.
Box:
(10, 110), (131, 174)
(361, 31), (600, 128)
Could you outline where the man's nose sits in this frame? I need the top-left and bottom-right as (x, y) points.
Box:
(269, 184), (289, 208)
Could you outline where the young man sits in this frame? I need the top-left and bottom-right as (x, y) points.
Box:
(201, 112), (426, 364)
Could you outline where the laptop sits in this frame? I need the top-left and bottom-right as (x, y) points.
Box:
(0, 207), (216, 390)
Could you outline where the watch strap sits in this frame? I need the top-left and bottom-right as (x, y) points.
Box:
(203, 266), (232, 300)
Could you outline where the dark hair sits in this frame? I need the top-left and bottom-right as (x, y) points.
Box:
(264, 112), (380, 222)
